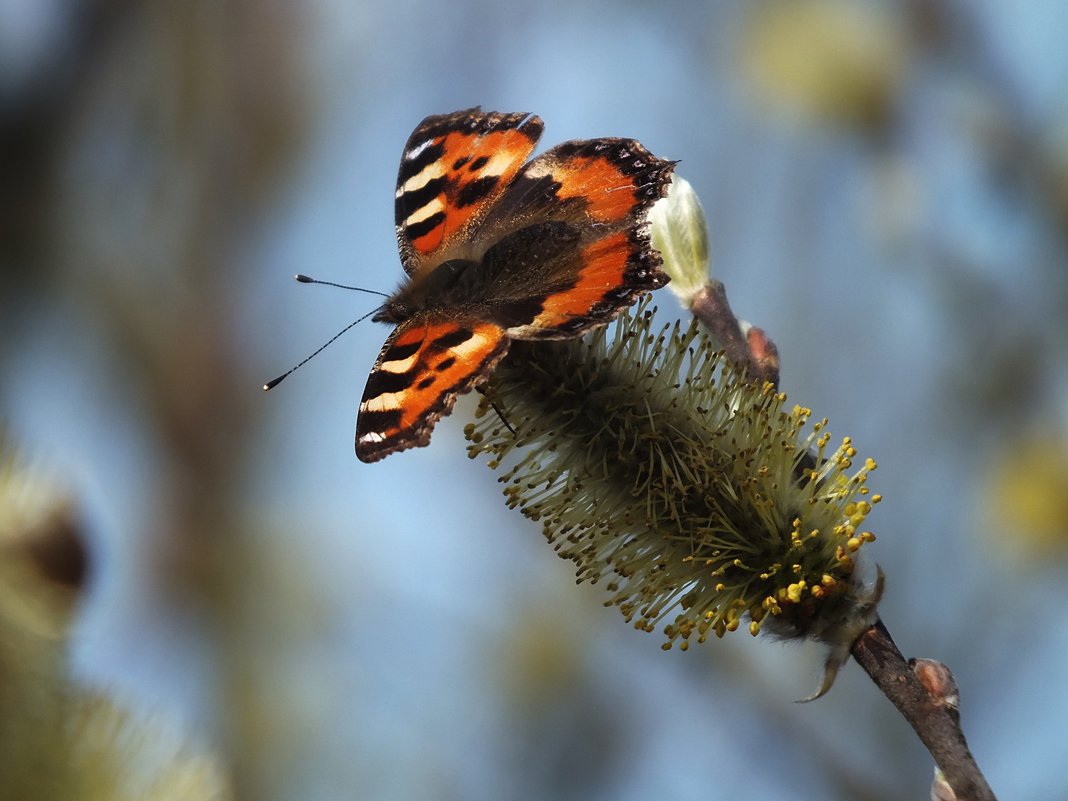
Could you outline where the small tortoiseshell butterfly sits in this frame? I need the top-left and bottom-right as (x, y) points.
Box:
(356, 107), (675, 462)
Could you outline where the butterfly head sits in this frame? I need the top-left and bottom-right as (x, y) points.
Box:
(370, 297), (408, 325)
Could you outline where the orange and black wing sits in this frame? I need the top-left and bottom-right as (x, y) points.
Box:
(394, 108), (543, 275)
(473, 138), (676, 338)
(362, 112), (674, 462)
(355, 313), (509, 462)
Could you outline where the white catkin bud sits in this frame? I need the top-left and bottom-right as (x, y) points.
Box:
(649, 175), (711, 306)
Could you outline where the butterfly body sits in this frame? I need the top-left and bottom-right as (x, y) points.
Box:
(356, 108), (675, 462)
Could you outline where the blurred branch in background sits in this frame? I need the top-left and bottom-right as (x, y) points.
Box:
(2, 1), (314, 798)
(0, 0), (137, 292)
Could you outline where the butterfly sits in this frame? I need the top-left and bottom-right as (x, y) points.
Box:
(356, 107), (675, 462)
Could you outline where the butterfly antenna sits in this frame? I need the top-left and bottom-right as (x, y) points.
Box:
(294, 274), (389, 298)
(263, 308), (378, 391)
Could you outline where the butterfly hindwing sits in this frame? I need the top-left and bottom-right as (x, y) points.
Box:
(475, 138), (675, 337)
(356, 313), (509, 462)
(483, 138), (674, 233)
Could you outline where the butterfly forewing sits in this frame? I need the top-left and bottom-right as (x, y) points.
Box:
(395, 108), (544, 274)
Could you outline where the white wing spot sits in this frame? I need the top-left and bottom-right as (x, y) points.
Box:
(360, 392), (404, 413)
(474, 150), (515, 179)
(397, 160), (446, 197)
(404, 197), (445, 227)
(379, 353), (419, 373)
(405, 139), (433, 161)
(449, 330), (490, 360)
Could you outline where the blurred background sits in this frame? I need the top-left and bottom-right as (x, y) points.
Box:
(2, 0), (1067, 799)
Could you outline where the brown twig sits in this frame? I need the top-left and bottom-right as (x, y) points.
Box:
(688, 281), (780, 387)
(850, 619), (997, 801)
